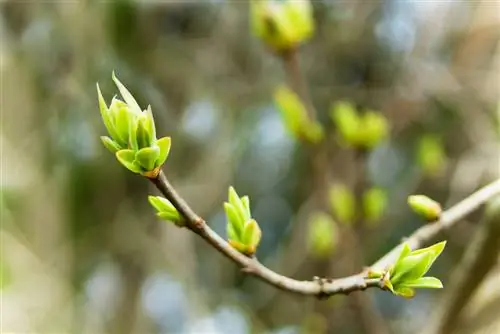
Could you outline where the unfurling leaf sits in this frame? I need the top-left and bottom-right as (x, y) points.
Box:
(224, 186), (262, 256)
(148, 195), (183, 226)
(100, 136), (121, 153)
(155, 137), (172, 168)
(116, 149), (142, 174)
(135, 146), (160, 171)
(388, 241), (446, 298)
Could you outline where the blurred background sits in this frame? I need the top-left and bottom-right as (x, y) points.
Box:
(1, 1), (499, 333)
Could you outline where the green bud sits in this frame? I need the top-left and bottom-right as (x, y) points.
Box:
(148, 195), (183, 226)
(417, 134), (446, 176)
(330, 101), (360, 146)
(116, 149), (142, 174)
(328, 184), (356, 225)
(307, 212), (338, 258)
(251, 0), (314, 52)
(408, 195), (442, 221)
(362, 187), (388, 225)
(274, 86), (309, 138)
(301, 121), (324, 144)
(359, 111), (389, 149)
(224, 187), (261, 256)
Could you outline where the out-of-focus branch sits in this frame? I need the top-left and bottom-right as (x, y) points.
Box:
(370, 178), (500, 272)
(149, 171), (500, 297)
(282, 48), (317, 121)
(425, 196), (500, 334)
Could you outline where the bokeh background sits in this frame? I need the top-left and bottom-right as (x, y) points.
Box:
(1, 1), (499, 333)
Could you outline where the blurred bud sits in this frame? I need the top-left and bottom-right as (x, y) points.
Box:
(251, 0), (314, 53)
(224, 187), (261, 256)
(97, 72), (171, 176)
(302, 121), (325, 144)
(148, 195), (183, 226)
(330, 101), (360, 146)
(417, 134), (446, 176)
(307, 212), (338, 258)
(328, 184), (356, 225)
(408, 195), (442, 222)
(274, 86), (323, 143)
(358, 111), (389, 149)
(362, 187), (388, 226)
(387, 241), (446, 298)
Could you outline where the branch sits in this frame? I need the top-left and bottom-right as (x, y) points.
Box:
(149, 171), (500, 297)
(369, 178), (500, 272)
(425, 196), (500, 334)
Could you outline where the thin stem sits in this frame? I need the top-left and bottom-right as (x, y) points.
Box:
(370, 178), (500, 272)
(149, 171), (500, 297)
(282, 48), (316, 121)
(425, 197), (500, 334)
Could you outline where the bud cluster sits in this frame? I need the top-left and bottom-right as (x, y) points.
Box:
(97, 72), (171, 178)
(224, 187), (262, 256)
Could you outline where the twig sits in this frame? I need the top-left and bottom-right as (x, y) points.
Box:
(369, 178), (500, 272)
(425, 196), (500, 334)
(282, 48), (317, 121)
(149, 171), (500, 297)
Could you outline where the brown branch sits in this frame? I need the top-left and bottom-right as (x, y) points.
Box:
(282, 48), (317, 121)
(370, 178), (500, 272)
(149, 171), (500, 297)
(425, 196), (500, 334)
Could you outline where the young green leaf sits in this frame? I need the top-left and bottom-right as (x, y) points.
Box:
(155, 137), (172, 168)
(400, 277), (443, 289)
(242, 219), (262, 249)
(114, 103), (133, 146)
(97, 84), (120, 142)
(100, 136), (121, 153)
(116, 149), (142, 174)
(224, 202), (243, 237)
(135, 146), (160, 171)
(112, 71), (142, 115)
(136, 116), (153, 149)
(144, 105), (156, 143)
(391, 252), (433, 284)
(228, 187), (248, 223)
(241, 196), (251, 219)
(148, 196), (174, 213)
